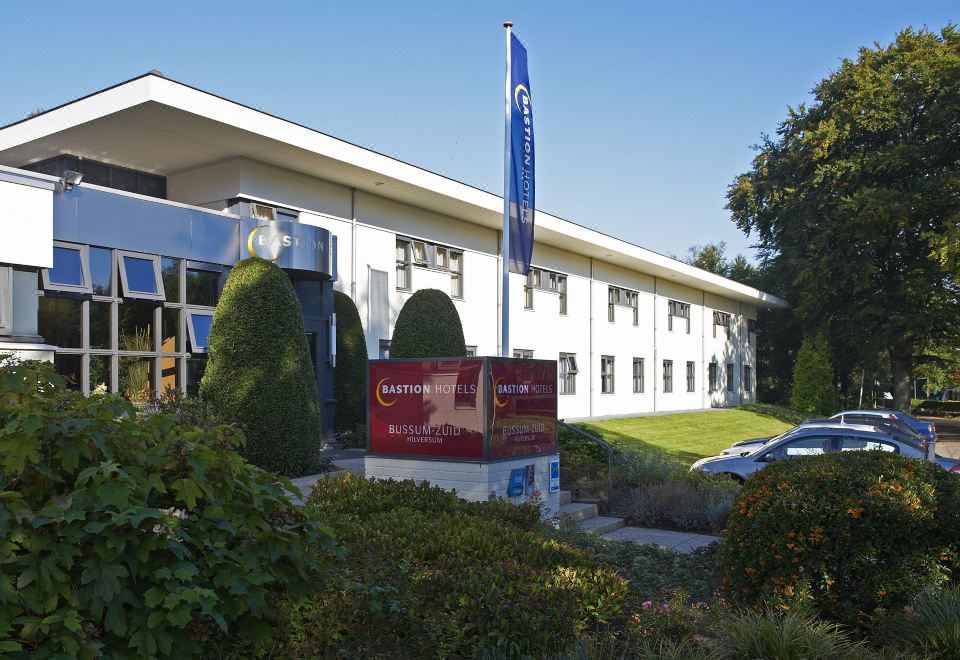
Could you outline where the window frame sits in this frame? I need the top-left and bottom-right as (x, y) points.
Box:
(559, 352), (578, 395)
(116, 250), (166, 302)
(744, 364), (753, 391)
(601, 355), (615, 394)
(379, 339), (391, 359)
(663, 359), (673, 393)
(633, 357), (645, 394)
(185, 309), (215, 354)
(513, 349), (534, 359)
(42, 241), (93, 295)
(726, 362), (735, 392)
(686, 361), (695, 392)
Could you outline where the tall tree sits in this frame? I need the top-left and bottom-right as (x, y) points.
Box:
(685, 241), (758, 285)
(727, 26), (960, 412)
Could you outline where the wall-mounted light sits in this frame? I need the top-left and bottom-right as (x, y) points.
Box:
(60, 170), (83, 191)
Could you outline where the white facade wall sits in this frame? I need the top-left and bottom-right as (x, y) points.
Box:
(166, 158), (760, 418)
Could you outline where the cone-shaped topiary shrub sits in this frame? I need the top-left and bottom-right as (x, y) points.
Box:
(390, 288), (467, 358)
(720, 450), (960, 627)
(333, 291), (366, 432)
(789, 334), (837, 416)
(200, 257), (321, 475)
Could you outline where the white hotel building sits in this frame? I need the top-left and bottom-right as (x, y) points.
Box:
(0, 73), (785, 430)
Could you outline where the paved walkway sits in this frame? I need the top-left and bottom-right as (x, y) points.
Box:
(602, 526), (719, 552)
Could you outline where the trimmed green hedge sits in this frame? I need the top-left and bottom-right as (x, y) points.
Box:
(200, 257), (321, 475)
(738, 403), (814, 426)
(721, 451), (960, 626)
(913, 400), (960, 418)
(390, 288), (467, 358)
(333, 291), (366, 433)
(0, 360), (331, 657)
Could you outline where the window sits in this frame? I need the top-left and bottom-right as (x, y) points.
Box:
(450, 251), (463, 298)
(839, 436), (897, 453)
(747, 318), (757, 345)
(726, 363), (734, 392)
(117, 251), (165, 301)
(686, 361), (695, 392)
(513, 349), (534, 359)
(42, 242), (92, 294)
(558, 275), (567, 315)
(396, 239), (411, 291)
(186, 311), (214, 352)
(663, 360), (673, 393)
(709, 361), (719, 392)
(251, 204), (277, 222)
(559, 353), (578, 394)
(608, 286), (639, 324)
(744, 365), (753, 391)
(22, 154), (167, 199)
(667, 300), (691, 333)
(601, 356), (615, 393)
(465, 345), (477, 357)
(713, 311), (731, 339)
(525, 267), (568, 313)
(633, 358), (645, 393)
(379, 340), (391, 359)
(41, 247), (220, 400)
(395, 235), (463, 296)
(766, 436), (831, 460)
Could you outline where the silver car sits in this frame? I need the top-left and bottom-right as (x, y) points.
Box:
(691, 422), (960, 482)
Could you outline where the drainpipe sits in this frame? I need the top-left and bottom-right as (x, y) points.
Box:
(350, 188), (357, 300)
(497, 230), (503, 357)
(702, 291), (706, 409)
(652, 276), (657, 413)
(588, 257), (594, 418)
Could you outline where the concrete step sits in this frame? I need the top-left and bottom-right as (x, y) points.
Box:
(578, 515), (625, 535)
(560, 501), (598, 522)
(559, 490), (572, 505)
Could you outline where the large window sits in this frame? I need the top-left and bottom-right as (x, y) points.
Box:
(726, 363), (735, 392)
(601, 356), (615, 394)
(668, 300), (691, 333)
(608, 286), (639, 325)
(395, 236), (464, 297)
(686, 361), (696, 392)
(42, 242), (92, 294)
(663, 359), (673, 393)
(524, 267), (568, 314)
(559, 353), (577, 394)
(633, 358), (645, 393)
(744, 365), (753, 391)
(22, 154), (167, 199)
(39, 247), (223, 399)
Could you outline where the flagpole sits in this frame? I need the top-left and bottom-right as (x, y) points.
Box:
(501, 21), (513, 358)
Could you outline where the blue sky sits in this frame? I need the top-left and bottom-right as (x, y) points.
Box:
(1, 1), (956, 261)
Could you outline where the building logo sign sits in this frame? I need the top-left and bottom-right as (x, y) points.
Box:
(239, 219), (331, 277)
(246, 223), (324, 261)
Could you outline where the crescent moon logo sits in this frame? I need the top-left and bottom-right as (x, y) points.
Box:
(375, 378), (397, 407)
(514, 83), (531, 112)
(493, 377), (508, 409)
(247, 225), (275, 260)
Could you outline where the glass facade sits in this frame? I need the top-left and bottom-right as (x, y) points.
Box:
(39, 243), (222, 400)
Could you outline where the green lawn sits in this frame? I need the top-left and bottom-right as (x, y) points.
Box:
(581, 409), (793, 464)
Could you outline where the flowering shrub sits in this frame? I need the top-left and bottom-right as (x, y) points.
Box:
(279, 474), (628, 657)
(720, 451), (960, 626)
(0, 360), (331, 657)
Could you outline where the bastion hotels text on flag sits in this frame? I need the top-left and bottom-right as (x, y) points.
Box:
(507, 31), (535, 275)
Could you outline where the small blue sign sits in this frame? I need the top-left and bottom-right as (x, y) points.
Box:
(508, 468), (526, 497)
(549, 459), (560, 493)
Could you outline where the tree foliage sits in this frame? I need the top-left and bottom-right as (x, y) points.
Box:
(726, 26), (960, 412)
(789, 335), (837, 416)
(200, 258), (321, 475)
(333, 291), (366, 432)
(0, 360), (330, 657)
(390, 289), (467, 358)
(685, 242), (757, 285)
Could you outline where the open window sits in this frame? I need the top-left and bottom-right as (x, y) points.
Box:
(186, 310), (215, 353)
(42, 242), (93, 294)
(117, 251), (165, 301)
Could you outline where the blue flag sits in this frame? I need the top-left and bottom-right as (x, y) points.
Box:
(508, 33), (535, 275)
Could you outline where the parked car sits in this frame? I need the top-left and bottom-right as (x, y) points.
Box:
(830, 410), (934, 459)
(692, 422), (960, 482)
(831, 409), (936, 445)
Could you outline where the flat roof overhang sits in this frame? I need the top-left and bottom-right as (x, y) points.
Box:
(0, 73), (786, 309)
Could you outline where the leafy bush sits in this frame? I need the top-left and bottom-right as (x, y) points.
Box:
(914, 400), (960, 418)
(0, 360), (331, 658)
(333, 291), (366, 432)
(389, 288), (467, 358)
(200, 257), (322, 475)
(789, 334), (837, 416)
(276, 474), (628, 657)
(621, 481), (735, 534)
(739, 403), (814, 426)
(720, 451), (960, 626)
(334, 423), (366, 449)
(559, 422), (609, 464)
(708, 609), (865, 660)
(883, 586), (960, 659)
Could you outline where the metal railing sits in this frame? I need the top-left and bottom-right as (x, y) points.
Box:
(558, 421), (615, 508)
